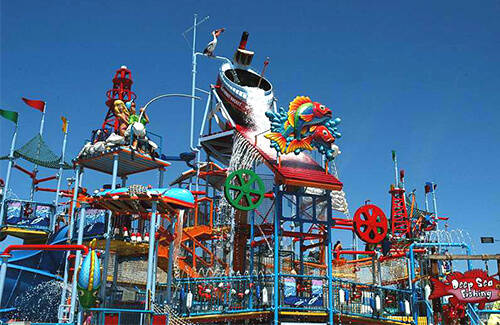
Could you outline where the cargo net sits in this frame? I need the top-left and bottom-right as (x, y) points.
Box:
(354, 258), (409, 285)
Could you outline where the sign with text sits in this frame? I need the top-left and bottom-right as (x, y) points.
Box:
(481, 237), (495, 243)
(429, 269), (500, 308)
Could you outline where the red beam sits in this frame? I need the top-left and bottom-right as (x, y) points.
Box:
(13, 164), (35, 178)
(332, 220), (353, 225)
(333, 221), (353, 226)
(379, 248), (427, 262)
(336, 250), (376, 260)
(1, 244), (88, 257)
(293, 236), (324, 242)
(332, 226), (354, 231)
(251, 237), (273, 247)
(35, 187), (57, 193)
(34, 175), (57, 184)
(281, 231), (324, 239)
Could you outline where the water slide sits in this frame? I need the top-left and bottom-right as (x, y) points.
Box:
(0, 225), (68, 309)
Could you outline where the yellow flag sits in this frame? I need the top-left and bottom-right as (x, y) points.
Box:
(61, 116), (68, 133)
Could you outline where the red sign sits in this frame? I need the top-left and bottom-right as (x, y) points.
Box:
(429, 269), (500, 308)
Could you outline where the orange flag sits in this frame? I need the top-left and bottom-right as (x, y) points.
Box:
(61, 116), (68, 133)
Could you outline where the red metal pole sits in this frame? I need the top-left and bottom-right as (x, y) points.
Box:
(281, 231), (324, 239)
(1, 244), (88, 256)
(34, 175), (57, 184)
(337, 250), (376, 256)
(331, 226), (354, 231)
(13, 164), (36, 178)
(35, 187), (57, 193)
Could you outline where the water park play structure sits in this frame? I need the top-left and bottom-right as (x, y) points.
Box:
(0, 14), (499, 325)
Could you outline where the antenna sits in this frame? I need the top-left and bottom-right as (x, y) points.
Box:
(181, 14), (210, 50)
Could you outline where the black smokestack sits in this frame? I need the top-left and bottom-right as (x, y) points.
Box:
(239, 31), (249, 49)
(234, 31), (254, 66)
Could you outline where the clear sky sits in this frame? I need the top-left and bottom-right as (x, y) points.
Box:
(1, 1), (499, 264)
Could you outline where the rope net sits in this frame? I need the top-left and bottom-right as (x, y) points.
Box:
(0, 134), (71, 169)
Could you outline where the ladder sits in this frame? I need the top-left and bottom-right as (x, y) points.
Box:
(390, 188), (410, 238)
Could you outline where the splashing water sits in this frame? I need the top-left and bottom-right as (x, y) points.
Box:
(424, 229), (475, 252)
(10, 280), (68, 323)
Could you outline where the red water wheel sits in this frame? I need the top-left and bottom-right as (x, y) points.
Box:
(353, 204), (388, 244)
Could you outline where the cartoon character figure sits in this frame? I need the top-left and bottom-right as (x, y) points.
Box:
(265, 96), (341, 160)
(77, 240), (102, 309)
(113, 100), (130, 136)
(126, 101), (150, 150)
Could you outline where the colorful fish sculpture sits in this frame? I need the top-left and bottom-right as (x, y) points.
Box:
(286, 125), (335, 153)
(283, 96), (332, 139)
(429, 269), (500, 309)
(77, 239), (101, 309)
(265, 96), (341, 160)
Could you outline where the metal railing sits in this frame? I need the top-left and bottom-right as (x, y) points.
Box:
(331, 278), (413, 324)
(166, 275), (274, 316)
(164, 274), (414, 323)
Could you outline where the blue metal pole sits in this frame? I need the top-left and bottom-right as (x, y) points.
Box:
(29, 108), (47, 201)
(297, 195), (304, 275)
(0, 124), (18, 227)
(273, 187), (280, 325)
(0, 255), (10, 308)
(431, 183), (439, 231)
(189, 13), (198, 152)
(52, 122), (69, 232)
(151, 168), (164, 304)
(59, 165), (81, 322)
(100, 153), (119, 304)
(198, 91), (212, 147)
(248, 161), (256, 309)
(408, 242), (472, 324)
(393, 151), (399, 188)
(145, 201), (158, 311)
(69, 205), (87, 322)
(326, 191), (335, 325)
(249, 208), (255, 310)
(166, 214), (178, 304)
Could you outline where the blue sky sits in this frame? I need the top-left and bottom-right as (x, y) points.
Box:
(1, 1), (499, 263)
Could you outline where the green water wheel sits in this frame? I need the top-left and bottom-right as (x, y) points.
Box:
(224, 169), (265, 211)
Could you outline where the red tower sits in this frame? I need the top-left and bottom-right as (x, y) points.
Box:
(102, 65), (137, 131)
(390, 187), (410, 238)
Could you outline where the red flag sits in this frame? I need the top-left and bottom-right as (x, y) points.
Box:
(22, 97), (46, 112)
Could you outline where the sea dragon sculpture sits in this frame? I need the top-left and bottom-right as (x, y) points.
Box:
(265, 96), (341, 160)
(77, 239), (102, 309)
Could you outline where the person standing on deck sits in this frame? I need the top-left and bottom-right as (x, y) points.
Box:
(333, 240), (342, 259)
